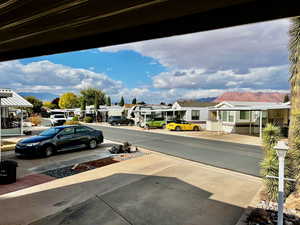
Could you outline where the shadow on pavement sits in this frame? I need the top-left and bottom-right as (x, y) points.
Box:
(1, 173), (244, 225)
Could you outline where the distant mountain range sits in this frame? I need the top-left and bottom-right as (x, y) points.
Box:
(195, 97), (217, 102)
(19, 92), (59, 101)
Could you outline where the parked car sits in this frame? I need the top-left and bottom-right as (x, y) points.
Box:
(15, 125), (103, 157)
(108, 116), (134, 126)
(50, 114), (67, 126)
(144, 118), (166, 129)
(166, 120), (200, 131)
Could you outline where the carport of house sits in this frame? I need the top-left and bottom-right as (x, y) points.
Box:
(208, 104), (290, 138)
(132, 108), (186, 123)
(0, 89), (33, 136)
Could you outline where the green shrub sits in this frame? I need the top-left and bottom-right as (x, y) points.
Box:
(64, 120), (79, 125)
(72, 116), (79, 121)
(260, 123), (295, 201)
(84, 116), (93, 123)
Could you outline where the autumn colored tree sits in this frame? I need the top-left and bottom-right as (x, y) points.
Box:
(43, 101), (56, 109)
(59, 92), (79, 109)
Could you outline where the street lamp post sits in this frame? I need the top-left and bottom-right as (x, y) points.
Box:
(274, 141), (289, 225)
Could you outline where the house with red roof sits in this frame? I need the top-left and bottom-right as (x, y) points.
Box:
(214, 92), (287, 103)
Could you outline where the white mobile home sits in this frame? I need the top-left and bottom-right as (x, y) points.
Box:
(207, 101), (290, 137)
(172, 101), (218, 128)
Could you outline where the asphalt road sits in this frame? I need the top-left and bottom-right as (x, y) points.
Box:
(88, 125), (263, 177)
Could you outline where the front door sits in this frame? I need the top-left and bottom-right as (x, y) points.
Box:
(56, 127), (75, 150)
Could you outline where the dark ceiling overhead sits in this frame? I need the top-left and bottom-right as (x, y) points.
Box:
(0, 0), (300, 61)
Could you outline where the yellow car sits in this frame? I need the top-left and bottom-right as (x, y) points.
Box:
(166, 120), (200, 131)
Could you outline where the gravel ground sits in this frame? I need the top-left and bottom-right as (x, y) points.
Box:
(42, 165), (82, 178)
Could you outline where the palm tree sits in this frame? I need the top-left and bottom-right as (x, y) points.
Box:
(288, 17), (300, 185)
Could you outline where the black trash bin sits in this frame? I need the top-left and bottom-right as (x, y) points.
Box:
(0, 160), (18, 184)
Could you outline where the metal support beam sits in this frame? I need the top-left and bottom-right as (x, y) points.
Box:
(259, 111), (263, 139)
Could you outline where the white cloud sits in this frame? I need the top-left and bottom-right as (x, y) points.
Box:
(100, 19), (289, 71)
(152, 65), (289, 90)
(0, 60), (123, 95)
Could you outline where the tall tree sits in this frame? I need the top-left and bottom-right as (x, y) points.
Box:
(25, 96), (43, 113)
(119, 96), (125, 106)
(132, 98), (137, 104)
(59, 92), (79, 109)
(51, 97), (60, 108)
(94, 94), (100, 110)
(288, 17), (300, 191)
(80, 88), (105, 106)
(80, 97), (86, 110)
(105, 96), (111, 106)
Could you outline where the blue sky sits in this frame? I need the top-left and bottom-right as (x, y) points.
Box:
(0, 18), (291, 103)
(21, 50), (166, 89)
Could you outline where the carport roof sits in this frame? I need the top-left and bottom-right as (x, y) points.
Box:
(1, 0), (300, 61)
(0, 89), (33, 108)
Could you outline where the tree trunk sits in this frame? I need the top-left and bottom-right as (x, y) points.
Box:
(286, 17), (300, 197)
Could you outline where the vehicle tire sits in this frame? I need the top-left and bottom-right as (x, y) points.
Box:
(112, 122), (117, 126)
(145, 124), (150, 129)
(162, 124), (166, 129)
(175, 126), (181, 131)
(88, 139), (97, 149)
(128, 121), (134, 126)
(193, 126), (200, 131)
(44, 145), (54, 157)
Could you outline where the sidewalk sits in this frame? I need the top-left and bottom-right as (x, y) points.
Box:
(0, 174), (56, 195)
(85, 122), (262, 146)
(0, 148), (262, 225)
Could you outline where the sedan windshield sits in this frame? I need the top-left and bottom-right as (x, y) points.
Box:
(40, 128), (62, 136)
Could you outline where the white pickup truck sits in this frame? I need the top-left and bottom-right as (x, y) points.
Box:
(50, 114), (67, 126)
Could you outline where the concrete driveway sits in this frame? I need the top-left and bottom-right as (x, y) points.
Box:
(0, 149), (262, 225)
(2, 140), (116, 178)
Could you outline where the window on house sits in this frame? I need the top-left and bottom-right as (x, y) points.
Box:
(191, 110), (200, 120)
(221, 111), (228, 122)
(229, 111), (234, 122)
(240, 111), (250, 120)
